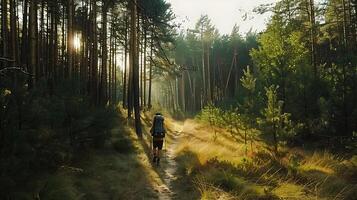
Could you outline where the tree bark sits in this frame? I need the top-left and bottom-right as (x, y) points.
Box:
(122, 14), (128, 108)
(39, 0), (44, 77)
(67, 0), (74, 79)
(113, 37), (116, 103)
(108, 23), (112, 103)
(1, 0), (8, 60)
(148, 37), (153, 109)
(61, 4), (65, 79)
(207, 42), (211, 102)
(29, 0), (38, 88)
(130, 0), (142, 136)
(90, 0), (98, 104)
(143, 28), (147, 107)
(100, 1), (108, 104)
(9, 0), (18, 65)
(21, 0), (28, 67)
(201, 25), (206, 105)
(308, 0), (317, 78)
(127, 12), (134, 117)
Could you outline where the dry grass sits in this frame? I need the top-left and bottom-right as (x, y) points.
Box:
(21, 111), (355, 200)
(21, 113), (160, 200)
(173, 119), (357, 200)
(174, 120), (251, 165)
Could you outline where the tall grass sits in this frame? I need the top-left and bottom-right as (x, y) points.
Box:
(174, 119), (357, 200)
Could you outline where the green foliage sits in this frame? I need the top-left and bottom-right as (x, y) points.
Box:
(198, 103), (224, 128)
(241, 65), (256, 93)
(199, 104), (259, 152)
(240, 65), (257, 127)
(287, 154), (301, 176)
(258, 85), (294, 152)
(222, 108), (242, 135)
(249, 0), (357, 147)
(198, 104), (225, 141)
(172, 17), (259, 112)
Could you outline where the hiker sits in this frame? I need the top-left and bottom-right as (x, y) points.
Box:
(150, 112), (166, 165)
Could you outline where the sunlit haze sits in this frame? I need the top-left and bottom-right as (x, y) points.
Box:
(167, 0), (278, 35)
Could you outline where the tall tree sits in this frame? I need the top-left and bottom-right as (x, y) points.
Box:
(100, 0), (108, 104)
(67, 0), (74, 78)
(130, 0), (142, 136)
(29, 0), (38, 88)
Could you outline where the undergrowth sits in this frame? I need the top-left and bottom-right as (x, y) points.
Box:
(174, 120), (357, 200)
(0, 81), (120, 199)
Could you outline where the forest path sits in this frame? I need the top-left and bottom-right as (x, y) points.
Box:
(37, 115), (195, 200)
(140, 117), (187, 200)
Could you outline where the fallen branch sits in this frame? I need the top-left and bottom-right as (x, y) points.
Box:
(0, 67), (33, 76)
(0, 57), (15, 63)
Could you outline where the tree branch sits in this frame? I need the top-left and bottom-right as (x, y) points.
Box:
(0, 67), (33, 76)
(0, 57), (15, 63)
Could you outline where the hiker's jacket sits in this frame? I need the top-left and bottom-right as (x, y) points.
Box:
(150, 115), (166, 138)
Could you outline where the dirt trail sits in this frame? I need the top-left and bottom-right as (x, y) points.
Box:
(142, 119), (186, 200)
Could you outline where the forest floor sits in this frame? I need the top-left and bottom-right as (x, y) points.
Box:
(30, 110), (356, 200)
(31, 111), (196, 200)
(167, 118), (357, 200)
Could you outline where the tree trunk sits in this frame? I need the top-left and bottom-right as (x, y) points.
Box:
(39, 0), (44, 77)
(181, 72), (185, 112)
(29, 0), (38, 88)
(108, 24), (112, 103)
(148, 37), (153, 109)
(90, 0), (98, 104)
(1, 0), (8, 60)
(342, 0), (350, 136)
(347, 0), (356, 47)
(122, 14), (128, 108)
(54, 8), (59, 81)
(67, 0), (74, 79)
(80, 0), (88, 94)
(9, 0), (18, 64)
(48, 4), (56, 94)
(207, 42), (211, 102)
(61, 4), (65, 79)
(225, 50), (236, 97)
(201, 25), (206, 105)
(354, 0), (357, 45)
(100, 1), (108, 104)
(308, 0), (317, 78)
(140, 21), (143, 108)
(21, 0), (28, 67)
(127, 14), (136, 118)
(143, 29), (147, 107)
(113, 38), (116, 103)
(130, 0), (142, 136)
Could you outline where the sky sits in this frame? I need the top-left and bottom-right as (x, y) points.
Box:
(167, 0), (278, 35)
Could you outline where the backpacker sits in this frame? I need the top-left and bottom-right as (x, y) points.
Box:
(151, 114), (166, 138)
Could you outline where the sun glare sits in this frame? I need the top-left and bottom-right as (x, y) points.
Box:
(74, 33), (81, 51)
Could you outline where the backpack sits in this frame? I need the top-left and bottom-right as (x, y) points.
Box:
(151, 115), (166, 138)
